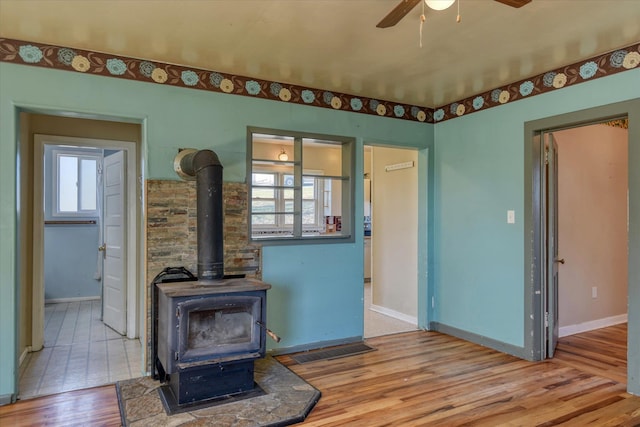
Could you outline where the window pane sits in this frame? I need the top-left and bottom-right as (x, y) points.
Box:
(302, 177), (315, 199)
(302, 200), (316, 224)
(320, 177), (342, 217)
(58, 155), (78, 212)
(284, 214), (294, 226)
(252, 134), (294, 162)
(303, 138), (342, 176)
(252, 187), (274, 198)
(252, 200), (275, 214)
(284, 200), (294, 213)
(252, 214), (275, 226)
(252, 173), (275, 186)
(80, 159), (97, 211)
(250, 129), (353, 241)
(252, 214), (293, 238)
(252, 198), (276, 226)
(283, 188), (294, 199)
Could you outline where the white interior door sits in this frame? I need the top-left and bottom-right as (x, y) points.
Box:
(102, 150), (127, 335)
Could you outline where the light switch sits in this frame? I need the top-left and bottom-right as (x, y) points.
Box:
(507, 210), (515, 224)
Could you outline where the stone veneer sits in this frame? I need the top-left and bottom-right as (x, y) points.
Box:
(145, 179), (261, 370)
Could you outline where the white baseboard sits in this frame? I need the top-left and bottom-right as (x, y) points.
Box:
(45, 296), (100, 304)
(559, 313), (627, 337)
(370, 304), (417, 325)
(19, 346), (32, 367)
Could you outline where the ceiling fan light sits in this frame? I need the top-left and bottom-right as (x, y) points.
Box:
(424, 0), (455, 10)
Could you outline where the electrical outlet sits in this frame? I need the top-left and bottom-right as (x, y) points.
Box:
(507, 210), (515, 224)
(592, 286), (597, 299)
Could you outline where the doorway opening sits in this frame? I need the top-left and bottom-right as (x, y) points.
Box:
(553, 124), (629, 336)
(17, 113), (143, 399)
(524, 99), (639, 395)
(535, 120), (628, 358)
(363, 145), (419, 338)
(540, 123), (628, 373)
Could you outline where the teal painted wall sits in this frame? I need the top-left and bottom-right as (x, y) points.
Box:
(0, 62), (431, 397)
(432, 69), (640, 347)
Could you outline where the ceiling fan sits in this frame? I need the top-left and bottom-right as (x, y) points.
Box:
(376, 0), (531, 28)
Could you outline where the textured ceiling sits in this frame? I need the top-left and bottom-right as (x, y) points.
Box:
(1, 0), (639, 107)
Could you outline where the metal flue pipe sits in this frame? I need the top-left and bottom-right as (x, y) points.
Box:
(175, 149), (224, 281)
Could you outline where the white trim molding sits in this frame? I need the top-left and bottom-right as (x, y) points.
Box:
(44, 296), (101, 304)
(370, 304), (417, 325)
(19, 346), (32, 367)
(559, 314), (628, 337)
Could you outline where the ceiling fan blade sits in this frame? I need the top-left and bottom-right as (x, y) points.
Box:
(376, 0), (422, 28)
(494, 0), (532, 7)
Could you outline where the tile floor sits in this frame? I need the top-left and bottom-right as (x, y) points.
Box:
(18, 300), (143, 399)
(364, 282), (417, 338)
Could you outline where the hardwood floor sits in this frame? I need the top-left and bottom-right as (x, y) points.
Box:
(0, 385), (121, 427)
(1, 324), (637, 426)
(553, 323), (628, 384)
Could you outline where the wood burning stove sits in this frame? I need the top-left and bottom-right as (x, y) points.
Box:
(151, 149), (273, 413)
(156, 279), (270, 408)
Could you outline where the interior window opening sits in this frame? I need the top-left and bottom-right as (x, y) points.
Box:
(248, 128), (354, 243)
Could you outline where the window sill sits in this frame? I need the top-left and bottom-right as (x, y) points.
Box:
(251, 233), (353, 245)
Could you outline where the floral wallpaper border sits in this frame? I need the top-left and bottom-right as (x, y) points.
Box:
(435, 42), (640, 123)
(604, 119), (629, 129)
(0, 37), (638, 124)
(0, 38), (430, 123)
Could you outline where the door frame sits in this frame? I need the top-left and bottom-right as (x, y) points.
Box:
(541, 132), (560, 359)
(523, 99), (639, 395)
(33, 134), (139, 347)
(361, 142), (430, 332)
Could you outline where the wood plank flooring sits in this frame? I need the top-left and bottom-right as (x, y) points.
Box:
(553, 323), (628, 384)
(1, 324), (637, 426)
(0, 384), (121, 427)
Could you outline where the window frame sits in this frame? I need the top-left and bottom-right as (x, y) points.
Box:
(247, 127), (355, 244)
(251, 169), (325, 234)
(51, 148), (102, 218)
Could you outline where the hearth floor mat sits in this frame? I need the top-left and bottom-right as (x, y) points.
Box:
(116, 356), (320, 427)
(291, 342), (376, 364)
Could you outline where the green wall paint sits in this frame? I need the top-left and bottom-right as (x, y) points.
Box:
(263, 243), (364, 348)
(433, 109), (525, 345)
(0, 62), (430, 398)
(432, 70), (640, 357)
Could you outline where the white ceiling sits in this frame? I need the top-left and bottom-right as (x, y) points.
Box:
(1, 0), (639, 107)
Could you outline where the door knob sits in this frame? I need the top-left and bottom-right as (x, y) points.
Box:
(98, 244), (106, 252)
(555, 258), (565, 264)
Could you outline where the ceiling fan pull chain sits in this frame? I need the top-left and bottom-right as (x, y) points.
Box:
(457, 0), (461, 23)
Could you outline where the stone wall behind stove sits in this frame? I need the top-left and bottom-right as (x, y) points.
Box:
(145, 179), (261, 370)
(146, 180), (261, 280)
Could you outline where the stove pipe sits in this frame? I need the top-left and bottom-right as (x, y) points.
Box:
(174, 149), (224, 281)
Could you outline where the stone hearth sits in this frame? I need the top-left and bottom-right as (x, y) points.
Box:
(116, 356), (320, 426)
